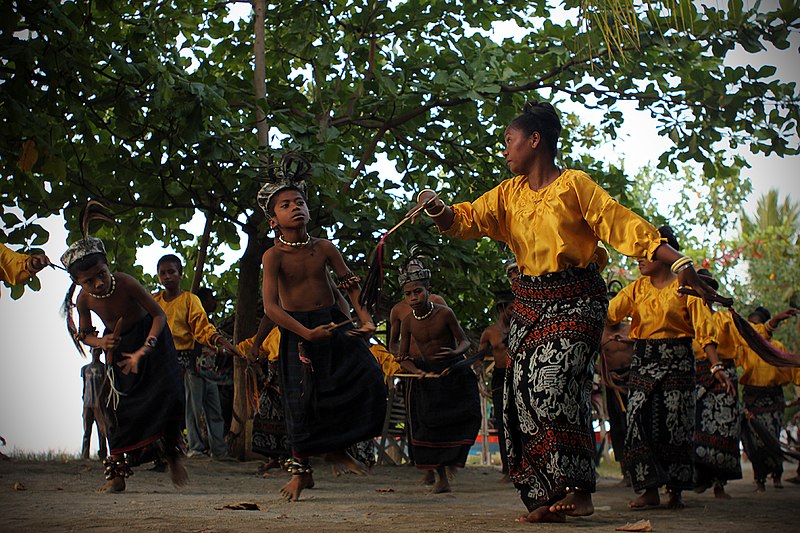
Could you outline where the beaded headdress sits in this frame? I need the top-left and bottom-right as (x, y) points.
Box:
(398, 268), (431, 287)
(257, 153), (311, 217)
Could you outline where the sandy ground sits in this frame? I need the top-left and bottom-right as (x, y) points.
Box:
(0, 456), (798, 532)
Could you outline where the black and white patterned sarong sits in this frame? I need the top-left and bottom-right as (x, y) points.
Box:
(506, 265), (607, 510)
(624, 338), (695, 492)
(741, 384), (785, 482)
(693, 358), (741, 487)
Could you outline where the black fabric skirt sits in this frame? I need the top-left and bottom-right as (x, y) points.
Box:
(278, 306), (387, 457)
(406, 358), (481, 469)
(104, 315), (184, 463)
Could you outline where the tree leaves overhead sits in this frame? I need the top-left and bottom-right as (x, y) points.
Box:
(1, 0), (798, 329)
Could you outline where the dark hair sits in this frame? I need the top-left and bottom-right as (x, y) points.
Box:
(607, 279), (624, 299)
(67, 252), (106, 277)
(749, 306), (771, 323)
(157, 254), (183, 275)
(695, 268), (719, 291)
(508, 101), (562, 159)
(657, 224), (681, 252)
(195, 287), (215, 301)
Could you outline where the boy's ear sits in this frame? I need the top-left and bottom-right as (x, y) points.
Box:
(268, 217), (278, 229)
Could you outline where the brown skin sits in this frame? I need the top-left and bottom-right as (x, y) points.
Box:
(479, 302), (512, 370)
(398, 280), (470, 494)
(262, 189), (373, 500)
(388, 293), (447, 355)
(26, 253), (51, 275)
(73, 261), (188, 489)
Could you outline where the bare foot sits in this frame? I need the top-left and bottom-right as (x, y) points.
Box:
(280, 472), (314, 501)
(446, 466), (458, 480)
(714, 484), (731, 500)
(167, 456), (188, 487)
(629, 488), (660, 510)
(323, 450), (367, 475)
(499, 473), (511, 484)
(755, 481), (766, 492)
(667, 490), (685, 510)
(693, 481), (711, 494)
(549, 491), (594, 516)
(432, 466), (451, 494)
(420, 470), (435, 485)
(97, 476), (126, 493)
(515, 507), (566, 523)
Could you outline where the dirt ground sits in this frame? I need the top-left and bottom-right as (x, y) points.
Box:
(0, 456), (798, 533)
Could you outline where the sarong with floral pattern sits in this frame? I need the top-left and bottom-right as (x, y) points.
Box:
(506, 265), (607, 510)
(741, 384), (785, 482)
(624, 338), (695, 492)
(693, 358), (741, 487)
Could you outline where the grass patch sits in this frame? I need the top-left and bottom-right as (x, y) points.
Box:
(8, 449), (79, 462)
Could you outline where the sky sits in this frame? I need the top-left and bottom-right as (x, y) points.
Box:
(1, 3), (799, 455)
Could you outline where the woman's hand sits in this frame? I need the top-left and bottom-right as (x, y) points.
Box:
(404, 190), (439, 224)
(678, 267), (724, 306)
(714, 368), (735, 396)
(26, 254), (50, 274)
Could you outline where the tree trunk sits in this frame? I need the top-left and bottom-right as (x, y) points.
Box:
(228, 216), (267, 459)
(190, 210), (214, 294)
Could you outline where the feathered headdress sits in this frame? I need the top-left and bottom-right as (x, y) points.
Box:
(60, 200), (115, 271)
(256, 152), (311, 217)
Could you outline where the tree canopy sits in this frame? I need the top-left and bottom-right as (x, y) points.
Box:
(2, 0), (799, 336)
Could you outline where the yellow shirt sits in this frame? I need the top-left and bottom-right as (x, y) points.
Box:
(737, 336), (799, 387)
(0, 243), (31, 286)
(444, 170), (664, 276)
(370, 343), (401, 377)
(694, 310), (740, 361)
(608, 277), (716, 348)
(237, 327), (281, 362)
(153, 291), (217, 350)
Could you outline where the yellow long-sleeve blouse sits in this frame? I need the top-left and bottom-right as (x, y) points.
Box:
(370, 343), (401, 377)
(443, 170), (665, 276)
(0, 243), (31, 286)
(694, 310), (741, 361)
(237, 327), (281, 362)
(737, 334), (800, 387)
(153, 291), (218, 351)
(608, 277), (717, 348)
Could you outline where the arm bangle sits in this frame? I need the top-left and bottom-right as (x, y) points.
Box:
(765, 320), (777, 333)
(670, 257), (693, 274)
(417, 188), (436, 203)
(424, 203), (448, 218)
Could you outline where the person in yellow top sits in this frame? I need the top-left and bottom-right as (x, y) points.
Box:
(1, 243), (50, 294)
(409, 101), (719, 524)
(736, 305), (800, 491)
(607, 227), (732, 511)
(154, 254), (239, 461)
(690, 270), (743, 499)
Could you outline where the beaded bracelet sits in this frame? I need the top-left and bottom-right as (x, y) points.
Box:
(710, 363), (725, 375)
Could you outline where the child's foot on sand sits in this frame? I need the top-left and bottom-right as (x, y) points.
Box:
(97, 476), (126, 493)
(666, 490), (685, 510)
(421, 470), (435, 485)
(629, 488), (660, 510)
(432, 468), (451, 494)
(167, 456), (189, 487)
(714, 483), (731, 499)
(280, 472), (314, 501)
(323, 450), (367, 475)
(549, 490), (594, 516)
(515, 507), (566, 523)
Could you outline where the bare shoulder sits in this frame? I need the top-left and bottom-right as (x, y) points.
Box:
(434, 304), (456, 320)
(114, 272), (142, 290)
(430, 293), (448, 306)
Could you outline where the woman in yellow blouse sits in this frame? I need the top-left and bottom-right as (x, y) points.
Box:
(608, 228), (732, 511)
(409, 101), (717, 523)
(736, 306), (799, 491)
(690, 272), (742, 499)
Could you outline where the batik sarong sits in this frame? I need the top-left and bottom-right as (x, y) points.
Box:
(741, 384), (785, 482)
(252, 360), (290, 459)
(693, 358), (741, 487)
(492, 367), (509, 473)
(103, 315), (184, 465)
(406, 358), (481, 469)
(278, 305), (387, 457)
(505, 265), (607, 510)
(624, 338), (695, 492)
